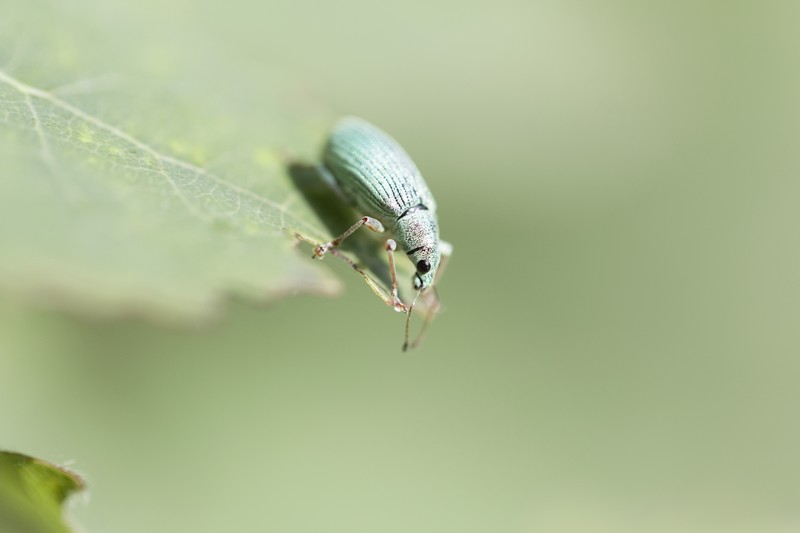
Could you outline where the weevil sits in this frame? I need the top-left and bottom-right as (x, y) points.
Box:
(311, 117), (452, 350)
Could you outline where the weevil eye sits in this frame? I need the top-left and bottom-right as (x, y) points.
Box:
(416, 259), (431, 274)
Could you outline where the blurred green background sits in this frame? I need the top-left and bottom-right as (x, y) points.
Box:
(2, 0), (800, 532)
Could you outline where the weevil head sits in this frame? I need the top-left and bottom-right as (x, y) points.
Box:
(395, 210), (440, 291)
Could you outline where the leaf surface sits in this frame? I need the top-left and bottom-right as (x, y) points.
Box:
(0, 5), (341, 323)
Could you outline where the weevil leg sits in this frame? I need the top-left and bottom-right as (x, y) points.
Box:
(404, 287), (441, 351)
(326, 238), (405, 313)
(384, 238), (406, 312)
(403, 289), (424, 351)
(405, 241), (452, 350)
(312, 216), (385, 259)
(326, 246), (404, 312)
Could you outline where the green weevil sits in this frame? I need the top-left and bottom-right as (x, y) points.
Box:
(311, 117), (452, 350)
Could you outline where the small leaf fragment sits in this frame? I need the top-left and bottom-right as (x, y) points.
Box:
(0, 451), (85, 533)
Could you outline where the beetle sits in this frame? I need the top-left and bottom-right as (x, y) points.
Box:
(311, 116), (452, 350)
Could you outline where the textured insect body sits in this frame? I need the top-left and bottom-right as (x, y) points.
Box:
(323, 117), (442, 290)
(312, 117), (451, 349)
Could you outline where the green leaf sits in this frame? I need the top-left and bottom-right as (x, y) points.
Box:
(0, 451), (85, 533)
(0, 5), (342, 324)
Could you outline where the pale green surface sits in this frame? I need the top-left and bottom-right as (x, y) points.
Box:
(0, 451), (84, 533)
(0, 0), (340, 322)
(1, 1), (800, 533)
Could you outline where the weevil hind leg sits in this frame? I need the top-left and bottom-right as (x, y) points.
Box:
(312, 216), (385, 259)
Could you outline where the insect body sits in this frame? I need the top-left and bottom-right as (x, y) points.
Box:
(311, 117), (451, 349)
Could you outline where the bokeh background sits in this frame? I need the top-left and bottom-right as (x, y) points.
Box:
(2, 1), (799, 532)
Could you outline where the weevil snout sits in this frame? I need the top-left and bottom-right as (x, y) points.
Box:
(413, 269), (435, 290)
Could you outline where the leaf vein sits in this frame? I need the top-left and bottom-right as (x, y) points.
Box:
(0, 69), (324, 240)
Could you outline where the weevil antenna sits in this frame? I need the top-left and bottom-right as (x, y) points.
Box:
(403, 289), (424, 352)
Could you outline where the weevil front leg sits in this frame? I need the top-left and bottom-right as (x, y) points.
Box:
(384, 238), (406, 312)
(312, 216), (385, 259)
(312, 217), (405, 312)
(404, 239), (453, 351)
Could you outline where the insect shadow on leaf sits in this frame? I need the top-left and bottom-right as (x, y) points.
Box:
(287, 161), (393, 292)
